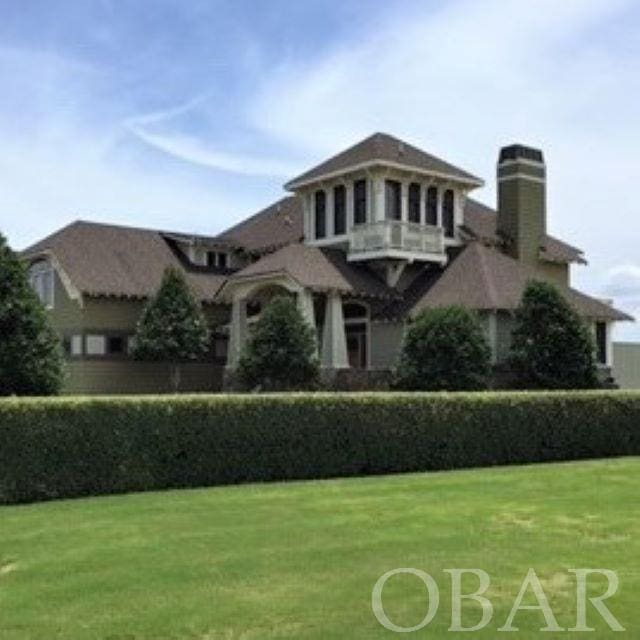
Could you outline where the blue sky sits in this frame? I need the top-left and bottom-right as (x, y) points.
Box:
(1, 0), (640, 337)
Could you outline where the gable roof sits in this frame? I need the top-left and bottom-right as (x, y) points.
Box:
(387, 241), (630, 322)
(221, 243), (394, 300)
(285, 132), (483, 190)
(217, 196), (303, 255)
(22, 221), (227, 302)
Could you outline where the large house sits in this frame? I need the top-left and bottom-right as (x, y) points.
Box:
(23, 133), (631, 393)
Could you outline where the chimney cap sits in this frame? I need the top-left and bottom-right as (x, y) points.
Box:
(499, 144), (544, 164)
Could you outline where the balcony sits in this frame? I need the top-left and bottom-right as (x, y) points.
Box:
(348, 220), (446, 263)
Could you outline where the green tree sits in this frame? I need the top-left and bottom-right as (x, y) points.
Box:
(510, 280), (598, 389)
(394, 305), (491, 391)
(237, 295), (319, 391)
(132, 266), (210, 392)
(0, 233), (64, 395)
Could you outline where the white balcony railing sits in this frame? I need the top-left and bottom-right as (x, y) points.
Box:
(348, 220), (445, 261)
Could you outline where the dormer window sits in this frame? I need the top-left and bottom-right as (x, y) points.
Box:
(426, 186), (438, 226)
(443, 189), (455, 237)
(408, 183), (421, 223)
(333, 185), (346, 235)
(314, 190), (326, 239)
(28, 260), (54, 308)
(385, 180), (401, 221)
(353, 179), (367, 225)
(206, 251), (228, 269)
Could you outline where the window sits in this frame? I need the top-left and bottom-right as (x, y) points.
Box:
(333, 185), (346, 235)
(343, 302), (369, 369)
(408, 183), (421, 223)
(314, 190), (326, 239)
(213, 335), (228, 362)
(28, 261), (54, 308)
(443, 189), (455, 237)
(385, 180), (401, 221)
(426, 186), (438, 226)
(86, 335), (106, 356)
(596, 322), (607, 365)
(353, 179), (367, 225)
(71, 335), (83, 356)
(207, 251), (228, 269)
(108, 336), (125, 355)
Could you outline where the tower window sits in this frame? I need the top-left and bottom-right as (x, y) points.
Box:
(408, 183), (421, 223)
(426, 186), (438, 226)
(443, 189), (455, 237)
(314, 190), (326, 239)
(385, 180), (401, 221)
(334, 185), (346, 235)
(353, 179), (367, 225)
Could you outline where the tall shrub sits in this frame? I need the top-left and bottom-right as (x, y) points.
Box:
(510, 280), (598, 389)
(0, 232), (63, 395)
(394, 305), (491, 391)
(237, 295), (319, 390)
(132, 266), (210, 391)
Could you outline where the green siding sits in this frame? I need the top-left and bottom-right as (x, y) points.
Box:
(64, 361), (224, 394)
(369, 321), (404, 370)
(613, 343), (640, 389)
(47, 271), (83, 332)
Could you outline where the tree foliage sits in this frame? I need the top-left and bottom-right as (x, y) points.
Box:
(394, 305), (491, 391)
(0, 233), (64, 395)
(132, 266), (210, 391)
(237, 295), (319, 391)
(510, 280), (599, 389)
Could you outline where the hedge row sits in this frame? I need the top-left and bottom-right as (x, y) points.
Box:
(1, 391), (639, 505)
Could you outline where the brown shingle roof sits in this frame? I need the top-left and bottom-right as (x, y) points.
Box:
(22, 221), (227, 302)
(463, 198), (586, 264)
(285, 132), (483, 189)
(220, 243), (394, 299)
(217, 193), (584, 265)
(217, 196), (304, 254)
(396, 241), (630, 322)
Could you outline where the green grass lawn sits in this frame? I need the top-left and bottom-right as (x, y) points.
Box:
(0, 458), (638, 639)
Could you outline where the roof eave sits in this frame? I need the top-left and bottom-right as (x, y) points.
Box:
(285, 159), (484, 191)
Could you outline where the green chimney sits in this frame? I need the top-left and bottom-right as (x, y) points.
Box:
(497, 144), (546, 266)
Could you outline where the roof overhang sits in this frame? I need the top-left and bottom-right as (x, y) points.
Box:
(285, 159), (484, 191)
(217, 270), (304, 302)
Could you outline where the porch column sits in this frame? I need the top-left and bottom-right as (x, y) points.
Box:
(400, 181), (408, 223)
(226, 296), (248, 369)
(297, 288), (318, 355)
(437, 185), (444, 228)
(321, 291), (349, 368)
(373, 176), (385, 222)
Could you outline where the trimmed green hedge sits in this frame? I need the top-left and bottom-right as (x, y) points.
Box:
(1, 392), (639, 505)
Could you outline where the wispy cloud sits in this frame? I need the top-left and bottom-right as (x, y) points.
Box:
(128, 125), (299, 178)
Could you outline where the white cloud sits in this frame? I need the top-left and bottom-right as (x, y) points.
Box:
(128, 126), (299, 178)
